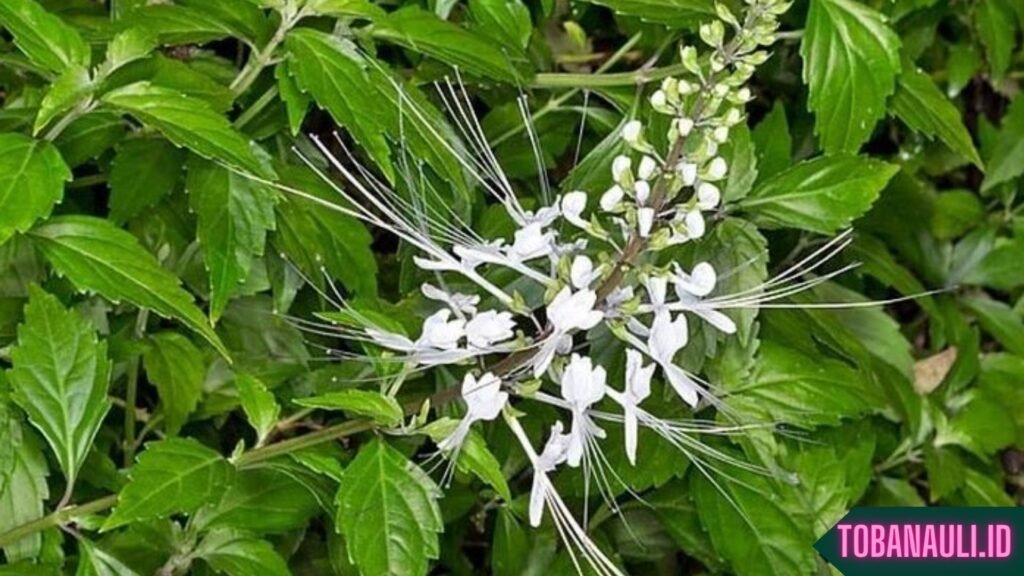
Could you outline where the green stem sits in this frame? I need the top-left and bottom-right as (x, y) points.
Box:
(229, 10), (302, 98)
(530, 63), (688, 89)
(123, 310), (149, 466)
(0, 495), (118, 549)
(234, 85), (280, 129)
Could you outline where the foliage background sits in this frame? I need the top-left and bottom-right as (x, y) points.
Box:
(0, 0), (1023, 574)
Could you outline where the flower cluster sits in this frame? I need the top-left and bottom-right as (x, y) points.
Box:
(282, 0), (800, 573)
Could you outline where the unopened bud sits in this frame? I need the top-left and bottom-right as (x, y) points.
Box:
(638, 156), (658, 180)
(622, 120), (643, 145)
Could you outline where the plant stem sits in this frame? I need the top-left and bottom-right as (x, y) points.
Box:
(123, 310), (149, 466)
(0, 495), (118, 549)
(234, 85), (280, 129)
(229, 11), (301, 98)
(531, 63), (688, 89)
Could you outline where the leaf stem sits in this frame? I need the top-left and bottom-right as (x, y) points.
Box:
(229, 10), (303, 98)
(531, 63), (688, 89)
(0, 495), (118, 549)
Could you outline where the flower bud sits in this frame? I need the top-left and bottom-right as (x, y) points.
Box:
(703, 157), (727, 181)
(674, 117), (694, 137)
(612, 155), (632, 183)
(637, 207), (655, 238)
(696, 182), (721, 210)
(678, 162), (698, 186)
(637, 156), (658, 180)
(622, 120), (643, 145)
(712, 126), (730, 143)
(634, 180), (651, 205)
(600, 185), (624, 212)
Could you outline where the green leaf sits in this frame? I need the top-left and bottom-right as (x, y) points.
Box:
(0, 133), (70, 246)
(373, 7), (522, 82)
(275, 62), (309, 136)
(975, 0), (1016, 81)
(295, 389), (402, 427)
(193, 468), (320, 534)
(961, 238), (1024, 290)
(336, 439), (442, 576)
(750, 101), (791, 183)
(123, 1), (269, 48)
(0, 0), (90, 73)
(28, 215), (229, 359)
(0, 420), (49, 563)
(720, 123), (757, 202)
(938, 393), (1017, 457)
(890, 66), (983, 168)
(284, 29), (470, 200)
(960, 468), (1014, 507)
(469, 0), (532, 53)
(273, 165), (378, 297)
(979, 354), (1024, 447)
(75, 540), (140, 576)
(691, 458), (816, 576)
(649, 481), (726, 571)
(740, 154), (899, 234)
(923, 445), (966, 502)
(930, 190), (985, 241)
(102, 82), (274, 178)
(108, 54), (236, 113)
(420, 418), (512, 501)
(108, 137), (185, 224)
(982, 97), (1024, 191)
(103, 437), (234, 530)
(143, 332), (206, 436)
(235, 373), (279, 444)
(8, 286), (111, 489)
(54, 112), (126, 168)
(578, 0), (713, 27)
(186, 157), (277, 322)
(102, 28), (158, 74)
(34, 65), (93, 135)
(195, 529), (291, 576)
(801, 0), (901, 154)
(962, 296), (1024, 356)
(727, 341), (877, 427)
(492, 508), (528, 576)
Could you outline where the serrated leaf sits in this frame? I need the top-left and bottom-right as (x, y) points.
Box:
(923, 445), (965, 502)
(34, 65), (93, 135)
(235, 373), (279, 444)
(195, 529), (291, 576)
(143, 332), (206, 436)
(420, 418), (512, 501)
(890, 66), (982, 168)
(0, 0), (90, 73)
(492, 508), (528, 576)
(295, 389), (402, 426)
(0, 420), (49, 563)
(975, 0), (1016, 81)
(962, 296), (1024, 357)
(336, 439), (442, 576)
(107, 54), (236, 113)
(102, 28), (158, 74)
(284, 29), (470, 202)
(102, 82), (274, 178)
(469, 0), (532, 53)
(751, 102), (791, 183)
(193, 468), (320, 534)
(578, 0), (713, 27)
(28, 215), (229, 359)
(103, 437), (234, 530)
(54, 111), (126, 168)
(960, 468), (1014, 507)
(649, 481), (726, 571)
(0, 133), (70, 246)
(727, 341), (877, 428)
(740, 154), (899, 234)
(961, 238), (1024, 290)
(123, 1), (270, 48)
(801, 0), (901, 153)
(691, 457), (816, 576)
(982, 97), (1024, 191)
(8, 286), (111, 489)
(108, 137), (185, 224)
(275, 62), (309, 136)
(372, 7), (521, 82)
(186, 157), (276, 322)
(75, 540), (140, 576)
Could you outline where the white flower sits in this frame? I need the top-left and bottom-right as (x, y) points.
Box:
(611, 155), (632, 183)
(547, 287), (603, 333)
(465, 310), (516, 348)
(696, 182), (720, 210)
(622, 120), (642, 145)
(417, 309), (465, 350)
(637, 156), (658, 180)
(421, 283), (479, 315)
(530, 422), (571, 526)
(650, 89), (667, 109)
(510, 222), (554, 261)
(637, 207), (654, 237)
(704, 157), (727, 181)
(712, 126), (730, 143)
(607, 349), (655, 464)
(600, 185), (624, 212)
(438, 372), (508, 452)
(648, 313), (699, 406)
(521, 204), (561, 227)
(560, 191), (588, 228)
(668, 209), (706, 245)
(560, 354), (607, 467)
(570, 255), (598, 289)
(673, 262), (717, 298)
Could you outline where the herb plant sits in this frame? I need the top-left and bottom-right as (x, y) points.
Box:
(0, 0), (1022, 575)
